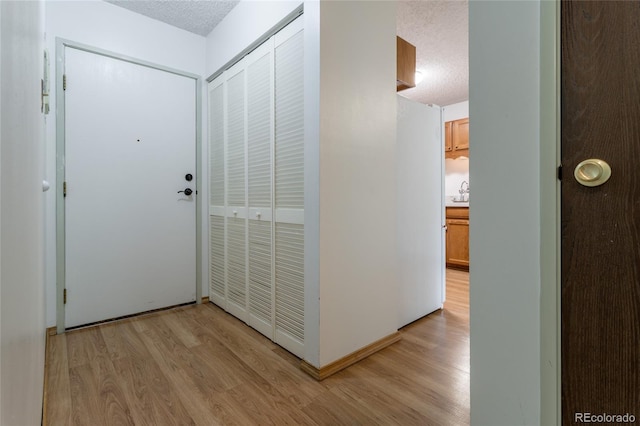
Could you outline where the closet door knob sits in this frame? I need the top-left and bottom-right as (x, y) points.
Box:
(574, 159), (611, 187)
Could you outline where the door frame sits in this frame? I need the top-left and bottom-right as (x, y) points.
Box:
(55, 38), (203, 333)
(540, 1), (561, 424)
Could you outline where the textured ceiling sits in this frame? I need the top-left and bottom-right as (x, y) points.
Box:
(104, 0), (239, 37)
(397, 0), (469, 106)
(103, 0), (468, 106)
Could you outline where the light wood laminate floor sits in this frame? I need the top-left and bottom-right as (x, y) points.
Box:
(44, 269), (469, 425)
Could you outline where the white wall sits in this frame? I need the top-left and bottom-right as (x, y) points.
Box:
(0, 1), (46, 424)
(205, 0), (302, 77)
(316, 1), (398, 366)
(443, 100), (468, 122)
(44, 0), (207, 327)
(303, 0), (321, 367)
(469, 1), (542, 425)
(443, 100), (469, 198)
(539, 2), (560, 424)
(0, 2), (2, 416)
(0, 5), (3, 418)
(445, 157), (470, 198)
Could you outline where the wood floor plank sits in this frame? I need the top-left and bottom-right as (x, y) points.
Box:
(66, 326), (108, 368)
(223, 381), (316, 425)
(329, 371), (432, 425)
(132, 323), (220, 425)
(91, 358), (136, 426)
(142, 316), (224, 397)
(99, 322), (130, 361)
(100, 321), (151, 362)
(162, 308), (202, 348)
(45, 269), (470, 425)
(44, 335), (72, 425)
(196, 306), (329, 404)
(204, 391), (262, 426)
(302, 386), (381, 425)
(68, 364), (104, 425)
(111, 355), (196, 426)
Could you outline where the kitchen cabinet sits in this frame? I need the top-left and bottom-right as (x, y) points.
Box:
(446, 207), (469, 270)
(397, 36), (416, 91)
(444, 121), (453, 152)
(445, 117), (469, 159)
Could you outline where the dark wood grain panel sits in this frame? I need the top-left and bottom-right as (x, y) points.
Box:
(561, 1), (640, 422)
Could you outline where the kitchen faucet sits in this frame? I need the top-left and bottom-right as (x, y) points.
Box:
(458, 181), (469, 201)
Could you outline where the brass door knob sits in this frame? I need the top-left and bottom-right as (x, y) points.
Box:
(574, 159), (611, 187)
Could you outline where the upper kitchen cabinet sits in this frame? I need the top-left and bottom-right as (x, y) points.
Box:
(396, 36), (416, 91)
(453, 118), (469, 150)
(444, 121), (453, 152)
(445, 117), (469, 159)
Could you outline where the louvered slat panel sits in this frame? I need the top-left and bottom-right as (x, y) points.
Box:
(275, 31), (304, 210)
(247, 52), (272, 209)
(207, 18), (304, 357)
(227, 217), (246, 309)
(275, 223), (304, 343)
(248, 219), (272, 330)
(227, 71), (245, 207)
(209, 83), (225, 207)
(209, 215), (225, 300)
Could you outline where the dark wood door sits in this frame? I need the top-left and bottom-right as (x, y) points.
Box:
(562, 1), (640, 423)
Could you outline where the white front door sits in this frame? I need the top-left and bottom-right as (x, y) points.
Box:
(64, 47), (197, 328)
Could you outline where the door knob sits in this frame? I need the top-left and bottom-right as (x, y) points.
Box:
(574, 159), (611, 187)
(178, 188), (193, 196)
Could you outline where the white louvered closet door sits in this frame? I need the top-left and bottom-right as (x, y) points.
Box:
(225, 61), (248, 321)
(246, 40), (274, 337)
(273, 20), (305, 357)
(208, 15), (304, 359)
(209, 80), (226, 307)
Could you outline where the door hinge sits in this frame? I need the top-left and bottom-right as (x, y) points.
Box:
(557, 165), (563, 181)
(63, 74), (67, 91)
(63, 288), (67, 304)
(63, 181), (67, 197)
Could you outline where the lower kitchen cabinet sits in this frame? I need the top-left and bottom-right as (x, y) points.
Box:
(446, 207), (469, 270)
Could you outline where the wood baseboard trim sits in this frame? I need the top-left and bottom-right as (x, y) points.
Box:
(201, 296), (210, 304)
(300, 331), (402, 380)
(42, 326), (55, 425)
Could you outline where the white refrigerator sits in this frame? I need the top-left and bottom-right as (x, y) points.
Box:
(397, 95), (446, 328)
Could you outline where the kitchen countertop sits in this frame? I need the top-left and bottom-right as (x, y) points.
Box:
(445, 196), (469, 208)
